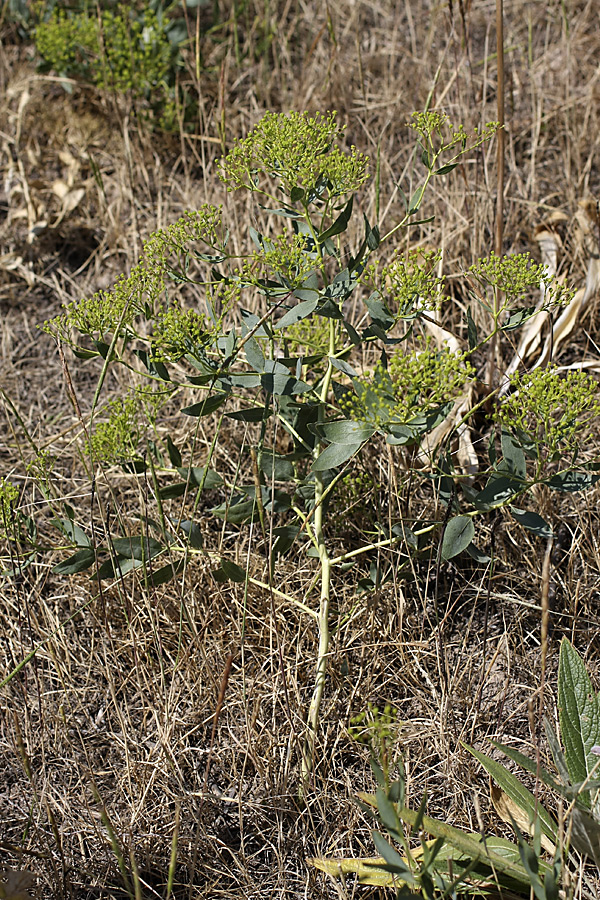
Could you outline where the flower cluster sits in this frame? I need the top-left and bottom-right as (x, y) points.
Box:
(348, 702), (400, 748)
(26, 449), (57, 496)
(254, 233), (317, 289)
(90, 393), (142, 464)
(469, 252), (573, 308)
(219, 111), (369, 198)
(152, 304), (210, 361)
(143, 205), (226, 269)
(286, 314), (331, 355)
(43, 206), (226, 344)
(43, 263), (160, 342)
(35, 10), (98, 76)
(363, 248), (443, 318)
(0, 479), (19, 537)
(343, 340), (474, 429)
(495, 367), (600, 456)
(409, 111), (499, 161)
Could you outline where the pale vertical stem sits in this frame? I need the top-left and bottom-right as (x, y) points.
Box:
(300, 318), (336, 793)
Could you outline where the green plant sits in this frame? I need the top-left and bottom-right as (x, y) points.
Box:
(32, 2), (187, 128)
(467, 638), (600, 871)
(313, 704), (562, 897)
(5, 108), (599, 797)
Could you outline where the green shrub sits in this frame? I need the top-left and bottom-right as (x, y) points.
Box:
(33, 3), (185, 127)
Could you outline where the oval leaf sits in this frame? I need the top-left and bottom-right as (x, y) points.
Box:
(510, 507), (552, 538)
(311, 420), (375, 444)
(441, 516), (474, 560)
(311, 440), (363, 472)
(181, 394), (227, 417)
(52, 548), (96, 575)
(213, 559), (246, 583)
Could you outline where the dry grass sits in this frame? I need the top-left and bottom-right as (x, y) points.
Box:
(2, 1), (600, 898)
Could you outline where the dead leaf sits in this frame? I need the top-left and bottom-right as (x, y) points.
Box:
(51, 179), (70, 200)
(490, 782), (555, 855)
(52, 181), (85, 228)
(311, 856), (397, 887)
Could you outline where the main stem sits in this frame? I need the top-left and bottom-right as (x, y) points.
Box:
(300, 319), (336, 794)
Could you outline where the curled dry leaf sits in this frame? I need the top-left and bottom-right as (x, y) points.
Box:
(532, 252), (600, 372)
(502, 205), (600, 392)
(489, 782), (555, 855)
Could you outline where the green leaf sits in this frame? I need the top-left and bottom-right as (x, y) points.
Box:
(51, 517), (90, 548)
(272, 524), (300, 556)
(465, 543), (491, 565)
(500, 429), (526, 480)
(321, 268), (357, 301)
(245, 337), (265, 372)
(375, 789), (403, 843)
(434, 162), (459, 175)
(547, 470), (600, 492)
(166, 435), (182, 468)
(275, 297), (319, 329)
(441, 516), (474, 560)
(148, 560), (185, 586)
(311, 420), (375, 444)
(558, 638), (600, 804)
(260, 452), (295, 481)
(158, 482), (188, 499)
(570, 806), (600, 866)
(543, 718), (571, 784)
(490, 740), (564, 797)
(502, 307), (537, 331)
(358, 794), (534, 887)
(329, 356), (358, 377)
(311, 440), (363, 472)
(181, 394), (228, 417)
(111, 536), (164, 561)
(177, 467), (223, 489)
(473, 474), (522, 510)
(213, 558), (246, 583)
(370, 834), (416, 883)
(210, 498), (257, 524)
(466, 307), (478, 350)
(365, 292), (395, 330)
(72, 345), (100, 360)
(52, 548), (96, 575)
(464, 745), (558, 845)
(515, 828), (543, 898)
(226, 406), (269, 422)
(510, 507), (552, 538)
(408, 184), (425, 214)
(258, 204), (303, 220)
(319, 196), (353, 242)
(260, 372), (311, 396)
(180, 520), (203, 549)
(363, 214), (380, 251)
(315, 298), (344, 319)
(96, 556), (138, 579)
